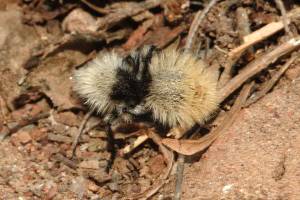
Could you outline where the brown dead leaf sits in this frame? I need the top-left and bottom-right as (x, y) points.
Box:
(112, 122), (150, 133)
(62, 8), (98, 34)
(26, 50), (86, 109)
(93, 0), (161, 31)
(22, 2), (75, 25)
(122, 19), (153, 51)
(0, 8), (41, 110)
(162, 137), (214, 156)
(144, 25), (186, 48)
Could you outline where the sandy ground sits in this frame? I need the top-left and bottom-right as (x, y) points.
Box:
(182, 78), (300, 200)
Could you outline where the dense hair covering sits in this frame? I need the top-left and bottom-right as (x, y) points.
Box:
(145, 48), (218, 129)
(73, 47), (218, 129)
(73, 52), (123, 113)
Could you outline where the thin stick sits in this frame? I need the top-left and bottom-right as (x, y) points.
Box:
(0, 95), (9, 118)
(245, 55), (297, 107)
(81, 0), (109, 14)
(53, 153), (78, 170)
(120, 134), (149, 155)
(184, 0), (219, 51)
(229, 7), (300, 59)
(220, 37), (300, 102)
(218, 56), (240, 88)
(70, 110), (93, 158)
(235, 8), (253, 51)
(105, 125), (116, 172)
(84, 120), (103, 134)
(274, 0), (292, 37)
(95, 0), (162, 31)
(174, 154), (185, 200)
(173, 126), (192, 200)
(219, 7), (252, 87)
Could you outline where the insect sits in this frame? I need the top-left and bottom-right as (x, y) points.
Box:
(73, 46), (218, 131)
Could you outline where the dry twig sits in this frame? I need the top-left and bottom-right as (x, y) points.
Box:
(221, 37), (300, 102)
(80, 0), (109, 14)
(245, 54), (298, 107)
(235, 7), (254, 55)
(71, 110), (93, 158)
(95, 0), (162, 31)
(228, 7), (300, 58)
(25, 28), (131, 69)
(53, 153), (78, 170)
(219, 7), (252, 87)
(0, 95), (9, 118)
(184, 0), (219, 51)
(274, 0), (292, 37)
(120, 133), (149, 155)
(174, 154), (185, 200)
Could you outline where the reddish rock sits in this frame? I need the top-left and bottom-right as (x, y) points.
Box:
(10, 131), (32, 146)
(54, 111), (79, 127)
(79, 160), (100, 170)
(148, 154), (166, 176)
(18, 131), (32, 144)
(30, 128), (48, 141)
(44, 184), (58, 200)
(87, 180), (100, 192)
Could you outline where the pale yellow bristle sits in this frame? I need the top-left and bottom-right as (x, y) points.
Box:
(73, 51), (122, 114)
(146, 48), (219, 129)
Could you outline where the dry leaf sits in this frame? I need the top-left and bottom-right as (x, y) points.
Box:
(122, 19), (153, 51)
(26, 50), (86, 109)
(162, 137), (215, 155)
